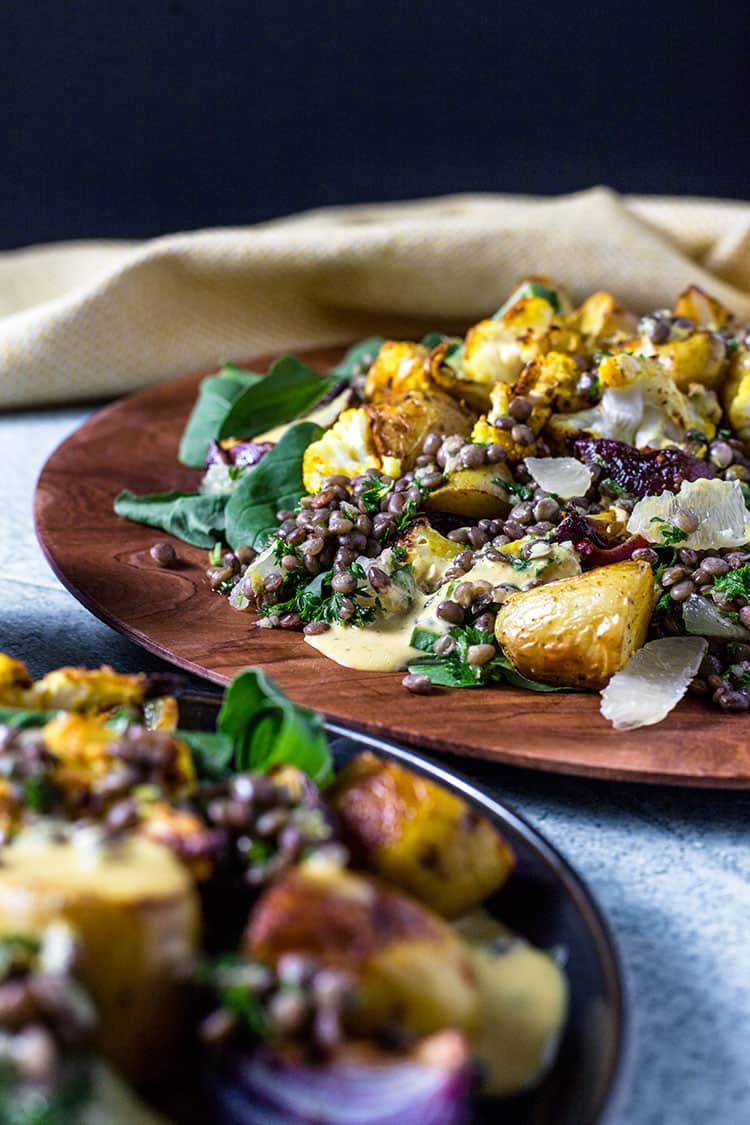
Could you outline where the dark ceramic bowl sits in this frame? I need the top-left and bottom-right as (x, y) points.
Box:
(178, 695), (627, 1125)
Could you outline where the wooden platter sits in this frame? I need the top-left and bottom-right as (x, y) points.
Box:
(34, 347), (750, 788)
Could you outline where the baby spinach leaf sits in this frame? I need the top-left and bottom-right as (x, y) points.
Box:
(179, 364), (263, 467)
(331, 337), (383, 379)
(218, 668), (332, 786)
(218, 356), (341, 443)
(224, 422), (322, 550)
(177, 729), (236, 780)
(113, 489), (227, 548)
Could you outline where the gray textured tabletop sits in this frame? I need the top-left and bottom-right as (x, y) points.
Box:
(2, 405), (749, 1125)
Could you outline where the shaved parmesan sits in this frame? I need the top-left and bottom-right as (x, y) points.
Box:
(600, 637), (707, 730)
(682, 594), (750, 640)
(524, 457), (593, 500)
(627, 478), (750, 549)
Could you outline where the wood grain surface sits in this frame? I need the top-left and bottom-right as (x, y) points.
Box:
(34, 347), (750, 787)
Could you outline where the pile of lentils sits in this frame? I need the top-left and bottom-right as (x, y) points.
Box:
(200, 953), (355, 1057)
(201, 404), (602, 622)
(188, 770), (341, 890)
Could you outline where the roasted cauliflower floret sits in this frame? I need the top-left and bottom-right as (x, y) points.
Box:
(548, 352), (720, 450)
(329, 753), (515, 919)
(463, 298), (557, 387)
(567, 291), (638, 347)
(364, 341), (432, 401)
(302, 407), (386, 494)
(0, 658), (147, 715)
(471, 382), (550, 462)
(515, 351), (589, 413)
(722, 345), (750, 443)
(620, 330), (728, 392)
(41, 713), (196, 806)
(495, 560), (656, 689)
(0, 654), (33, 708)
(399, 521), (462, 592)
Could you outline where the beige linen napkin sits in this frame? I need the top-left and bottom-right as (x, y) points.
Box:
(2, 186), (749, 409)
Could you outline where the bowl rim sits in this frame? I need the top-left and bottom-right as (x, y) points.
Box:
(178, 689), (628, 1125)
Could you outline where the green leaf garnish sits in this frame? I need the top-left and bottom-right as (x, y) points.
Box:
(179, 364), (263, 467)
(494, 281), (561, 319)
(217, 669), (332, 786)
(224, 422), (323, 550)
(113, 490), (228, 548)
(218, 356), (341, 444)
(331, 337), (384, 379)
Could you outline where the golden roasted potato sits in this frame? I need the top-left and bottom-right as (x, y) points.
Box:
(245, 861), (481, 1039)
(495, 560), (655, 689)
(426, 463), (513, 519)
(0, 831), (200, 1085)
(329, 753), (515, 919)
(364, 341), (432, 401)
(367, 390), (475, 472)
(429, 341), (493, 412)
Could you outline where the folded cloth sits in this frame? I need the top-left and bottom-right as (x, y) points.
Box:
(1, 186), (749, 409)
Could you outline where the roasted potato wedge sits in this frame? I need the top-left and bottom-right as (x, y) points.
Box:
(495, 560), (656, 689)
(0, 831), (200, 1085)
(245, 861), (481, 1039)
(329, 753), (515, 919)
(426, 463), (513, 519)
(367, 390), (475, 472)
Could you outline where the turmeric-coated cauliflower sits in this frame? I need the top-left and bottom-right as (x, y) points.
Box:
(302, 408), (386, 494)
(364, 341), (432, 401)
(548, 353), (720, 450)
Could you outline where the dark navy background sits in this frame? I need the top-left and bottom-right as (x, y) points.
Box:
(0, 0), (745, 247)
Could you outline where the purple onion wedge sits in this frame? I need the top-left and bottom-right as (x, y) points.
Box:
(208, 1031), (474, 1125)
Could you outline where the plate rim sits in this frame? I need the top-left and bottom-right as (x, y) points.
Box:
(32, 351), (750, 789)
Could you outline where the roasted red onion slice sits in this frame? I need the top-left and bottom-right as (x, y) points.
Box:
(208, 1032), (473, 1125)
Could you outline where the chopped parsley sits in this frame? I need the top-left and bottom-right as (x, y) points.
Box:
(712, 563), (750, 601)
(495, 480), (533, 501)
(407, 626), (568, 691)
(649, 516), (688, 546)
(510, 557), (533, 571)
(357, 476), (392, 514)
(600, 477), (626, 496)
(262, 570), (377, 628)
